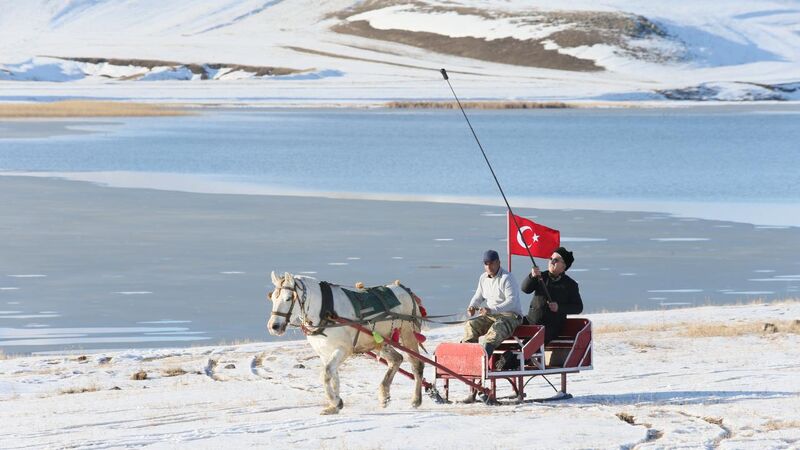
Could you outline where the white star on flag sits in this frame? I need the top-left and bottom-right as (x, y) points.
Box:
(532, 233), (540, 243)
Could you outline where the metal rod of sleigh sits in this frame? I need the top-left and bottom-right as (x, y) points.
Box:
(265, 69), (592, 414)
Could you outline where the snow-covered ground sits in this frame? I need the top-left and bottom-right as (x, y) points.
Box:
(1, 0), (799, 104)
(2, 301), (798, 449)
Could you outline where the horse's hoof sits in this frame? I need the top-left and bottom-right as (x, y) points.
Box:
(321, 399), (343, 415)
(411, 399), (422, 408)
(379, 396), (390, 408)
(320, 406), (339, 415)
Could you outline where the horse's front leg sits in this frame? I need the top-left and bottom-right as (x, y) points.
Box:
(320, 348), (346, 415)
(378, 344), (403, 407)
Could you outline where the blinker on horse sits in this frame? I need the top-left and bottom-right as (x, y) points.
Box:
(267, 271), (426, 415)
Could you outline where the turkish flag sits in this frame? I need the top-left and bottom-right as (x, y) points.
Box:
(507, 212), (560, 258)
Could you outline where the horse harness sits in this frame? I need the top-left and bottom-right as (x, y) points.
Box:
(272, 278), (434, 338)
(271, 278), (338, 336)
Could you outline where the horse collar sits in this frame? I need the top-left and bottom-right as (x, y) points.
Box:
(301, 280), (337, 336)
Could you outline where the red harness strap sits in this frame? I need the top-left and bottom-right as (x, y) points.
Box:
(332, 317), (490, 395)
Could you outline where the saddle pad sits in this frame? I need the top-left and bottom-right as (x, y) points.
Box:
(341, 286), (402, 320)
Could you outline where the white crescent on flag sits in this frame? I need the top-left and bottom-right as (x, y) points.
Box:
(517, 226), (532, 248)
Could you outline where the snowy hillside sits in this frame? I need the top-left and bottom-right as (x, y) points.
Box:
(1, 0), (799, 103)
(1, 301), (799, 448)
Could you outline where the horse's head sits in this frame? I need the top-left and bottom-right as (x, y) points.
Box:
(267, 271), (298, 336)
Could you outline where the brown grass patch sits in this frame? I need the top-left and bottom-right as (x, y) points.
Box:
(385, 101), (572, 109)
(131, 370), (148, 381)
(596, 317), (800, 338)
(680, 323), (762, 337)
(594, 324), (631, 334)
(626, 340), (657, 352)
(0, 350), (6, 360)
(60, 385), (100, 395)
(163, 367), (187, 377)
(703, 416), (724, 426)
(0, 101), (192, 118)
(764, 419), (800, 431)
(616, 412), (635, 424)
(681, 320), (800, 337)
(595, 323), (671, 334)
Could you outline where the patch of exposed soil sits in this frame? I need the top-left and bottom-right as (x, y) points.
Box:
(332, 2), (683, 70)
(334, 21), (601, 71)
(48, 56), (303, 79)
(284, 46), (485, 76)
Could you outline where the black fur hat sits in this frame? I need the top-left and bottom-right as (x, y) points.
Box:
(554, 247), (574, 270)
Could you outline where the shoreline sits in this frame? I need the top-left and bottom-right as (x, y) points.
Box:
(1, 98), (799, 117)
(2, 171), (798, 228)
(4, 297), (793, 357)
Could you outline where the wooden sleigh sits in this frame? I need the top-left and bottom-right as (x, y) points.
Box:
(433, 318), (593, 402)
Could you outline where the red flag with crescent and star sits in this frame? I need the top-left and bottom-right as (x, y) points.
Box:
(507, 212), (560, 264)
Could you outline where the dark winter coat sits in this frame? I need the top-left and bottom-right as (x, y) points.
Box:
(521, 271), (583, 343)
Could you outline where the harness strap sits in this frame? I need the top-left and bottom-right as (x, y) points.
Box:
(300, 280), (339, 336)
(319, 281), (336, 321)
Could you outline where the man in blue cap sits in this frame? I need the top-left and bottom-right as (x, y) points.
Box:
(461, 249), (523, 358)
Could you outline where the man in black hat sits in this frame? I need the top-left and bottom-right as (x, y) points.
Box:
(461, 249), (523, 356)
(521, 247), (583, 343)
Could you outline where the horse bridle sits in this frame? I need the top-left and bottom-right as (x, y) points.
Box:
(270, 277), (308, 325)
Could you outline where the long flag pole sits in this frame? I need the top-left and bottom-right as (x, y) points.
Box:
(439, 68), (553, 303)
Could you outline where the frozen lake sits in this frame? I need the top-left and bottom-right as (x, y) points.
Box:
(2, 105), (799, 225)
(1, 106), (799, 353)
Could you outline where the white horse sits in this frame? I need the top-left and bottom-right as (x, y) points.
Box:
(267, 271), (425, 415)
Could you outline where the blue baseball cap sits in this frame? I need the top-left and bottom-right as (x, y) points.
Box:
(482, 249), (500, 263)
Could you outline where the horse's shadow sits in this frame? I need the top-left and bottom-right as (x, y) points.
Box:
(567, 390), (797, 406)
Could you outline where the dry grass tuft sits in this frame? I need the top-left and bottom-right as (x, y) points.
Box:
(764, 419), (800, 431)
(163, 367), (187, 377)
(682, 320), (800, 337)
(0, 350), (6, 360)
(616, 412), (635, 424)
(596, 323), (673, 334)
(597, 317), (800, 338)
(680, 323), (762, 337)
(385, 101), (571, 109)
(253, 354), (264, 366)
(131, 370), (148, 381)
(627, 340), (657, 352)
(594, 324), (631, 334)
(60, 385), (100, 395)
(0, 100), (191, 118)
(703, 416), (724, 426)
